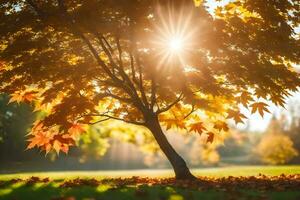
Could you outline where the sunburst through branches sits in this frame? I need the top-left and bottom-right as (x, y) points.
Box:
(152, 3), (198, 68)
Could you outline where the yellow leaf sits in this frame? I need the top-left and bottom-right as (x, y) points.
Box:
(53, 140), (62, 154)
(213, 121), (229, 132)
(194, 0), (203, 7)
(8, 92), (23, 104)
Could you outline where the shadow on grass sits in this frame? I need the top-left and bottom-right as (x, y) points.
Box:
(1, 182), (300, 200)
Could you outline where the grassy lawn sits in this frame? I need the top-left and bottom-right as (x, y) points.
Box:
(0, 166), (300, 200)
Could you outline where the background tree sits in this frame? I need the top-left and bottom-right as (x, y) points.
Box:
(285, 100), (300, 162)
(256, 133), (298, 165)
(0, 94), (35, 162)
(0, 0), (299, 180)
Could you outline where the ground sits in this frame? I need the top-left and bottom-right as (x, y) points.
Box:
(0, 166), (300, 200)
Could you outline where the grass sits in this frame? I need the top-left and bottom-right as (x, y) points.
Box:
(0, 166), (300, 200)
(1, 165), (300, 180)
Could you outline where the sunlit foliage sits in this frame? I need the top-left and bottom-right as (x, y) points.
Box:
(255, 116), (299, 165)
(256, 134), (298, 165)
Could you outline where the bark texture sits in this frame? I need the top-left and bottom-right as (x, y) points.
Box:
(146, 115), (196, 180)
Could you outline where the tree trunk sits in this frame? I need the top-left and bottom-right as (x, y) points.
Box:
(145, 115), (197, 180)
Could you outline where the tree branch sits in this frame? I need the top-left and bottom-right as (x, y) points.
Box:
(116, 36), (124, 69)
(156, 93), (184, 114)
(104, 90), (132, 103)
(129, 51), (137, 83)
(55, 0), (148, 112)
(150, 77), (157, 109)
(81, 113), (145, 126)
(94, 32), (147, 109)
(183, 104), (195, 119)
(88, 117), (110, 125)
(134, 50), (149, 107)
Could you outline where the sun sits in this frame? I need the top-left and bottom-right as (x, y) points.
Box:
(151, 5), (197, 67)
(168, 37), (184, 53)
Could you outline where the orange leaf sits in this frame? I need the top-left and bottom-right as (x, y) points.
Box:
(68, 123), (85, 139)
(189, 122), (206, 135)
(206, 132), (214, 143)
(254, 89), (267, 99)
(250, 102), (270, 117)
(213, 121), (229, 132)
(162, 118), (186, 130)
(227, 109), (247, 124)
(8, 92), (23, 103)
(270, 95), (285, 107)
(239, 92), (253, 107)
(23, 91), (38, 102)
(60, 144), (69, 154)
(27, 131), (51, 150)
(8, 91), (38, 104)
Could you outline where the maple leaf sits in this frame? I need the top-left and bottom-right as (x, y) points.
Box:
(226, 109), (247, 124)
(250, 102), (270, 117)
(270, 95), (285, 107)
(68, 123), (85, 139)
(162, 119), (177, 130)
(174, 120), (186, 130)
(22, 91), (38, 102)
(53, 140), (62, 154)
(161, 116), (186, 130)
(8, 91), (38, 104)
(254, 89), (267, 99)
(8, 92), (23, 103)
(239, 92), (253, 107)
(206, 132), (214, 143)
(27, 132), (51, 150)
(213, 121), (229, 132)
(189, 122), (206, 135)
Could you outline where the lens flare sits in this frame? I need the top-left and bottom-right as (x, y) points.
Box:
(151, 3), (198, 68)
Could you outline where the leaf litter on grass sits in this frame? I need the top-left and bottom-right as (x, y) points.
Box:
(1, 174), (300, 200)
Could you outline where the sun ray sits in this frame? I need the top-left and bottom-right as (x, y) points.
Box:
(151, 4), (198, 69)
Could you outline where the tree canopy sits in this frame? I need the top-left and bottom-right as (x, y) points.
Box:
(0, 0), (299, 179)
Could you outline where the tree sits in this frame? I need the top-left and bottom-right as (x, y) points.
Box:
(265, 100), (300, 163)
(255, 116), (298, 165)
(285, 100), (300, 159)
(0, 0), (299, 180)
(256, 133), (298, 165)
